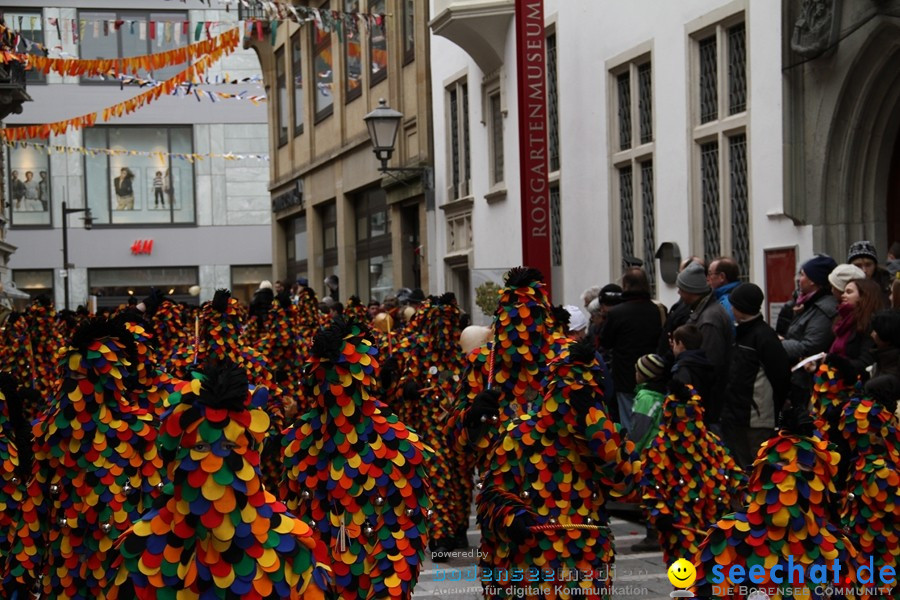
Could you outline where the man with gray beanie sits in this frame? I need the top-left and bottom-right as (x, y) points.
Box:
(675, 262), (734, 427)
(721, 283), (792, 468)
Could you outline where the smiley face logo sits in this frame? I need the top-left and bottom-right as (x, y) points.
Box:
(667, 558), (696, 588)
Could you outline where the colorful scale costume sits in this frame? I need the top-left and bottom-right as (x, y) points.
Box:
(447, 267), (557, 467)
(5, 318), (164, 599)
(344, 296), (369, 324)
(281, 321), (431, 599)
(640, 383), (745, 564)
(120, 315), (174, 418)
(142, 292), (189, 374)
(692, 408), (871, 600)
(809, 358), (860, 442)
(108, 363), (333, 599)
(390, 294), (473, 550)
(477, 340), (642, 599)
(837, 395), (900, 594)
(0, 375), (30, 563)
(0, 298), (62, 409)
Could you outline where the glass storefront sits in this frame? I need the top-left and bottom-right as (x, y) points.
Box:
(354, 188), (392, 302)
(88, 266), (198, 307)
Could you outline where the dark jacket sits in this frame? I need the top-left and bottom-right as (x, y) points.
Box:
(781, 290), (838, 396)
(657, 299), (690, 359)
(671, 349), (715, 421)
(839, 328), (877, 377)
(871, 346), (900, 380)
(600, 290), (663, 397)
(722, 315), (792, 429)
(685, 292), (734, 423)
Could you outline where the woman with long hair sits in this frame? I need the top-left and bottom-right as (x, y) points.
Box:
(830, 277), (884, 373)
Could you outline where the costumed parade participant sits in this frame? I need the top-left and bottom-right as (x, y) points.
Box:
(836, 376), (900, 595)
(640, 382), (745, 564)
(447, 267), (557, 468)
(0, 374), (31, 563)
(138, 289), (189, 374)
(0, 296), (62, 411)
(281, 320), (431, 599)
(388, 294), (474, 556)
(476, 340), (642, 599)
(4, 318), (164, 599)
(107, 363), (333, 600)
(692, 406), (872, 600)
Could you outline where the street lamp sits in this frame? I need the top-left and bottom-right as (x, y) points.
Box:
(61, 201), (93, 310)
(364, 98), (432, 187)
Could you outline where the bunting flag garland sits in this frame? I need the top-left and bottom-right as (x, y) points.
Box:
(0, 27), (239, 77)
(476, 340), (642, 599)
(3, 139), (269, 163)
(280, 320), (431, 600)
(692, 408), (869, 600)
(108, 364), (333, 599)
(1, 35), (238, 142)
(116, 72), (267, 103)
(640, 383), (746, 564)
(5, 318), (164, 599)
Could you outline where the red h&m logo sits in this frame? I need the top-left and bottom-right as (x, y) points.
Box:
(131, 239), (153, 255)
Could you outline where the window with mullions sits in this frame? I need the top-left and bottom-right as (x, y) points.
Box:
(83, 126), (195, 225)
(355, 188), (392, 302)
(6, 11), (45, 83)
(292, 33), (304, 135)
(447, 79), (471, 200)
(276, 47), (288, 146)
(344, 0), (362, 101)
(369, 0), (387, 85)
(547, 31), (560, 172)
(402, 0), (415, 64)
(6, 135), (51, 227)
(79, 11), (187, 82)
(691, 16), (749, 276)
(320, 201), (338, 275)
(312, 13), (334, 120)
(488, 91), (504, 186)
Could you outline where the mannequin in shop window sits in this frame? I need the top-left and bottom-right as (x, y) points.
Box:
(114, 167), (135, 210)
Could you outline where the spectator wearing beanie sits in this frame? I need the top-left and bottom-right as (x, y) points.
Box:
(781, 254), (839, 402)
(673, 262), (733, 428)
(630, 354), (668, 454)
(828, 264), (866, 301)
(721, 283), (792, 468)
(848, 240), (892, 301)
(600, 268), (662, 432)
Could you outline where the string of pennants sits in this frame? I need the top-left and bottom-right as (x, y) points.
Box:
(116, 72), (266, 104)
(3, 139), (268, 163)
(0, 27), (239, 78)
(2, 3), (386, 55)
(1, 32), (239, 141)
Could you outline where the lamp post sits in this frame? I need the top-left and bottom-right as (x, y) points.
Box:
(61, 201), (93, 310)
(364, 98), (433, 187)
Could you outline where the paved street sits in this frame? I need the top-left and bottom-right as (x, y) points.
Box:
(414, 512), (673, 599)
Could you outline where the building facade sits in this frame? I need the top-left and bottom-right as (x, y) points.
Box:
(247, 0), (434, 304)
(3, 0), (272, 309)
(428, 0), (857, 324)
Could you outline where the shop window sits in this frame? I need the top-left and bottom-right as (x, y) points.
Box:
(6, 11), (46, 83)
(6, 134), (51, 227)
(88, 266), (198, 308)
(79, 10), (187, 82)
(369, 0), (387, 85)
(354, 188), (392, 302)
(312, 3), (334, 121)
(232, 265), (273, 305)
(83, 126), (195, 225)
(285, 213), (308, 282)
(12, 269), (54, 301)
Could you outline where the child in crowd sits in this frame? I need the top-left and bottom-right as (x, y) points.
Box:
(669, 324), (715, 425)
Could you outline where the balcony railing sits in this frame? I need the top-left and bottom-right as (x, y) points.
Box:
(239, 1), (271, 21)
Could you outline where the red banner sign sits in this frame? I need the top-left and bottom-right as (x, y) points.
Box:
(515, 0), (552, 299)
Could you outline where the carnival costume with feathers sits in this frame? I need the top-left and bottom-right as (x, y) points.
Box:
(692, 406), (871, 600)
(5, 318), (164, 599)
(281, 320), (432, 599)
(640, 382), (745, 564)
(447, 267), (557, 468)
(108, 363), (333, 600)
(0, 374), (31, 563)
(836, 391), (900, 594)
(477, 340), (641, 599)
(389, 294), (473, 551)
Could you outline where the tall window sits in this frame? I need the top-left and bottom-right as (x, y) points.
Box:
(344, 0), (362, 101)
(276, 47), (288, 146)
(6, 11), (45, 83)
(692, 18), (748, 277)
(369, 0), (387, 84)
(292, 33), (304, 135)
(79, 11), (186, 82)
(285, 213), (308, 282)
(84, 126), (195, 225)
(447, 79), (471, 200)
(312, 10), (334, 120)
(355, 188), (392, 302)
(610, 53), (655, 288)
(402, 0), (415, 64)
(6, 135), (51, 227)
(488, 90), (504, 186)
(547, 31), (560, 172)
(320, 202), (338, 276)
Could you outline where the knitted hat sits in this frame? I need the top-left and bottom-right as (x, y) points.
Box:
(676, 262), (710, 294)
(258, 280), (272, 290)
(801, 254), (838, 289)
(636, 353), (666, 381)
(847, 240), (878, 263)
(564, 305), (588, 332)
(827, 263), (866, 292)
(729, 282), (764, 315)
